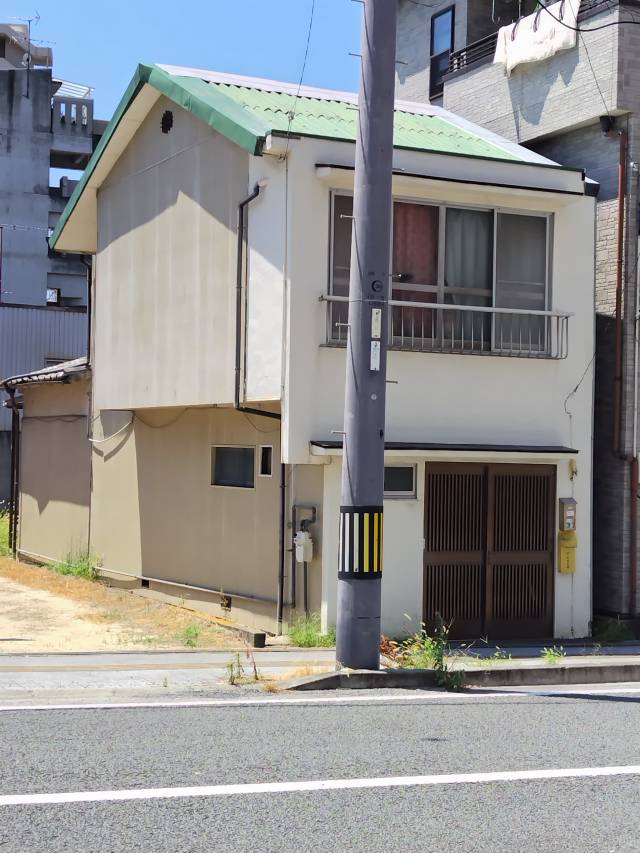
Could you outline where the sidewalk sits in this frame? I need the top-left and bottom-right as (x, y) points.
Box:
(0, 648), (336, 702)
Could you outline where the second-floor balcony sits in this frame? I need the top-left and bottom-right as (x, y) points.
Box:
(323, 295), (570, 360)
(447, 0), (620, 80)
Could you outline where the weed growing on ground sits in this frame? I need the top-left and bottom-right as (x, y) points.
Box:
(0, 508), (9, 557)
(48, 549), (98, 581)
(396, 616), (464, 691)
(162, 677), (169, 688)
(226, 648), (262, 686)
(288, 613), (336, 648)
(541, 645), (566, 665)
(181, 623), (201, 648)
(593, 617), (635, 644)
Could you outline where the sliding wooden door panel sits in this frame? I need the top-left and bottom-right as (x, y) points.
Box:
(424, 463), (555, 641)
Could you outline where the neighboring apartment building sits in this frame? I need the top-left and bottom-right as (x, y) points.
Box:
(0, 23), (105, 498)
(396, 0), (640, 625)
(9, 63), (596, 641)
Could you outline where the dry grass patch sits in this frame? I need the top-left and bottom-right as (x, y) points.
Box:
(0, 554), (239, 651)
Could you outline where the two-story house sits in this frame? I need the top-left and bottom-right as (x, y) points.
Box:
(0, 23), (106, 499)
(11, 62), (595, 640)
(395, 0), (640, 627)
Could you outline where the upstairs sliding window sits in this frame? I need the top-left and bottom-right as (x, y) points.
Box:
(328, 194), (551, 355)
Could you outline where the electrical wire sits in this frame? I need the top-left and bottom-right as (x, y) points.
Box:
(283, 0), (316, 159)
(577, 29), (611, 117)
(88, 416), (133, 444)
(537, 0), (640, 30)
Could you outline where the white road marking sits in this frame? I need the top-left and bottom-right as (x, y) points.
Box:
(0, 692), (517, 712)
(2, 766), (640, 807)
(0, 685), (639, 713)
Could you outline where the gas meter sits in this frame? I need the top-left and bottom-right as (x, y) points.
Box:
(294, 530), (314, 563)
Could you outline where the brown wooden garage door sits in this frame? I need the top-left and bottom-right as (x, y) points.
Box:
(423, 463), (555, 640)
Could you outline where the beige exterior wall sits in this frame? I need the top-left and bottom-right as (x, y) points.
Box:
(18, 378), (91, 564)
(94, 95), (250, 411)
(89, 405), (325, 633)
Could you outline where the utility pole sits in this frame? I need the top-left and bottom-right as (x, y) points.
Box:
(336, 0), (396, 670)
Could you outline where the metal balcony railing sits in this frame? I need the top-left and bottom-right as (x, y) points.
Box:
(448, 0), (617, 77)
(322, 295), (570, 360)
(449, 32), (499, 75)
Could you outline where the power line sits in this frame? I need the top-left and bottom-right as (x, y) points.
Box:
(578, 30), (611, 117)
(283, 0), (316, 159)
(537, 0), (640, 31)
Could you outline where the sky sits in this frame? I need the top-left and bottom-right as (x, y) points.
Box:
(9, 0), (363, 120)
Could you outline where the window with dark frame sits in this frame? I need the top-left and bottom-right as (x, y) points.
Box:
(429, 6), (455, 99)
(211, 446), (255, 489)
(259, 446), (273, 477)
(384, 465), (417, 498)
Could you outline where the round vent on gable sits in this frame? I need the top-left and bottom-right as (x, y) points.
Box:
(161, 110), (174, 134)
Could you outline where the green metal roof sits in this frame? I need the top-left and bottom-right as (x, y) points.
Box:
(210, 82), (519, 161)
(49, 63), (539, 251)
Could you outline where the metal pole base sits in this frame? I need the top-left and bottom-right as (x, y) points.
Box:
(336, 577), (381, 670)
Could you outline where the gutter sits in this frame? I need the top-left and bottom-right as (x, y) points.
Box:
(234, 183), (287, 633)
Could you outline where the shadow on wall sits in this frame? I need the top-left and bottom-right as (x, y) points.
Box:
(98, 95), (282, 273)
(506, 48), (579, 141)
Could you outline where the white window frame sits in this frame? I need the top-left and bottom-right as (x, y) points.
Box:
(384, 464), (418, 499)
(210, 445), (256, 490)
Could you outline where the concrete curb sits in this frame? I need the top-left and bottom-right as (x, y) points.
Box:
(287, 662), (640, 690)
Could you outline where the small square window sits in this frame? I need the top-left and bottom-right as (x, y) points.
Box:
(384, 465), (417, 498)
(211, 446), (255, 489)
(259, 446), (273, 477)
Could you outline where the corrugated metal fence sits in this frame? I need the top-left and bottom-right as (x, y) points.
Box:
(0, 305), (87, 431)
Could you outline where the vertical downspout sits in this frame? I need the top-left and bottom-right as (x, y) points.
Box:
(235, 183), (286, 632)
(613, 131), (628, 454)
(8, 391), (20, 557)
(630, 162), (640, 618)
(6, 388), (16, 553)
(277, 462), (286, 629)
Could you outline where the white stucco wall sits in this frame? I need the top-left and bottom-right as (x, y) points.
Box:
(282, 136), (594, 640)
(321, 451), (590, 640)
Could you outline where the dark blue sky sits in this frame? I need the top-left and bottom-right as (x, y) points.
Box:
(10, 0), (363, 119)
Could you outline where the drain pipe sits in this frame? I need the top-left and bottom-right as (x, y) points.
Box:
(630, 161), (640, 618)
(613, 129), (628, 455)
(235, 182), (287, 632)
(5, 388), (20, 556)
(605, 124), (638, 618)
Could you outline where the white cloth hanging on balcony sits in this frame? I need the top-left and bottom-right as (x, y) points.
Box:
(493, 0), (579, 76)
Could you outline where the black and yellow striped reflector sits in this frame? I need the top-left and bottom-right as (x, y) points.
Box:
(338, 506), (383, 578)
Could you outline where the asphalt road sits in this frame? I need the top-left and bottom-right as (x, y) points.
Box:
(1, 686), (640, 851)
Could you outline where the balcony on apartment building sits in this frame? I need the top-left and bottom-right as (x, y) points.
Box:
(444, 0), (617, 86)
(322, 194), (569, 361)
(433, 0), (629, 144)
(50, 79), (107, 170)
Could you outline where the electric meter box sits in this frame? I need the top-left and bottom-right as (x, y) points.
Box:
(294, 530), (313, 563)
(559, 498), (577, 531)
